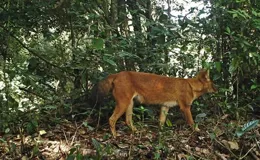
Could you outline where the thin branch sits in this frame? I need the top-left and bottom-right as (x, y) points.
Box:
(239, 144), (256, 160)
(182, 148), (208, 160)
(0, 25), (70, 75)
(207, 131), (239, 159)
(19, 87), (47, 100)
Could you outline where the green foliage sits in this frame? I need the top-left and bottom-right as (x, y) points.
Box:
(0, 1), (260, 159)
(235, 120), (259, 137)
(91, 138), (112, 160)
(195, 113), (207, 123)
(134, 106), (148, 122)
(67, 146), (88, 160)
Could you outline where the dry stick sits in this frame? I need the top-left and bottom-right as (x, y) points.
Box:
(249, 151), (259, 160)
(62, 129), (69, 145)
(215, 151), (228, 160)
(95, 106), (101, 132)
(239, 144), (256, 160)
(255, 138), (260, 150)
(67, 96), (99, 143)
(206, 131), (239, 159)
(182, 148), (207, 160)
(186, 129), (196, 142)
(0, 152), (8, 159)
(239, 144), (245, 158)
(128, 133), (134, 160)
(213, 137), (239, 159)
(70, 122), (80, 146)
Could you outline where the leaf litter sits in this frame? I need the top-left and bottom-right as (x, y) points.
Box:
(0, 115), (259, 159)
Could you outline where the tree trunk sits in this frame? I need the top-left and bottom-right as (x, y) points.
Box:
(127, 0), (144, 71)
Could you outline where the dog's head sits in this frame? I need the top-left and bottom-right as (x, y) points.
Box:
(197, 69), (217, 93)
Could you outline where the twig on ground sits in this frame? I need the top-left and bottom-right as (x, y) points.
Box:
(249, 150), (259, 160)
(96, 106), (101, 132)
(182, 148), (207, 160)
(215, 151), (228, 160)
(215, 138), (238, 158)
(207, 131), (239, 159)
(70, 122), (80, 146)
(239, 144), (256, 160)
(62, 129), (69, 145)
(255, 138), (260, 150)
(128, 133), (134, 160)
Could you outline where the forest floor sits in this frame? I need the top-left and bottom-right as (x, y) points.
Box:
(0, 114), (260, 160)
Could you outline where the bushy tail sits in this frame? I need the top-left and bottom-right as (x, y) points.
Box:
(89, 74), (117, 107)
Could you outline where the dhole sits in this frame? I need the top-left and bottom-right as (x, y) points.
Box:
(93, 69), (217, 138)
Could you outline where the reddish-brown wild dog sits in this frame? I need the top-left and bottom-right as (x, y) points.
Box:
(94, 69), (217, 138)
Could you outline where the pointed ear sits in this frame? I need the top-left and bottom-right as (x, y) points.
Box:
(197, 69), (210, 81)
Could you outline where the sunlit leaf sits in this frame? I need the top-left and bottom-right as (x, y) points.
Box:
(83, 121), (88, 127)
(250, 84), (257, 90)
(227, 141), (239, 150)
(5, 128), (10, 133)
(166, 119), (172, 127)
(39, 130), (47, 135)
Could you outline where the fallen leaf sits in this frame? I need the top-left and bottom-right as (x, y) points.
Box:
(202, 148), (210, 154)
(215, 151), (229, 160)
(118, 143), (129, 149)
(221, 114), (229, 120)
(227, 141), (239, 150)
(177, 153), (187, 160)
(221, 140), (229, 148)
(39, 130), (47, 135)
(21, 156), (28, 160)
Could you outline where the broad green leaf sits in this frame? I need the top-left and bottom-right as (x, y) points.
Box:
(229, 57), (239, 73)
(103, 57), (117, 66)
(69, 147), (77, 154)
(166, 119), (172, 127)
(66, 155), (75, 160)
(43, 105), (57, 109)
(226, 27), (231, 33)
(0, 138), (6, 143)
(236, 120), (259, 137)
(196, 113), (207, 118)
(32, 146), (39, 155)
(252, 10), (258, 16)
(195, 113), (207, 123)
(241, 120), (259, 132)
(209, 132), (216, 140)
(250, 84), (257, 90)
(5, 128), (10, 133)
(92, 38), (104, 50)
(215, 62), (222, 72)
(83, 121), (88, 127)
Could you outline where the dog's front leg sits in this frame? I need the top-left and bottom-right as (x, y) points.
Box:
(179, 102), (200, 132)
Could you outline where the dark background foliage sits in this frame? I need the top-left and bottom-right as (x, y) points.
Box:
(0, 0), (260, 159)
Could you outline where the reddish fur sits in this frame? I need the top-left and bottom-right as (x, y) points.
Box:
(95, 70), (217, 137)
